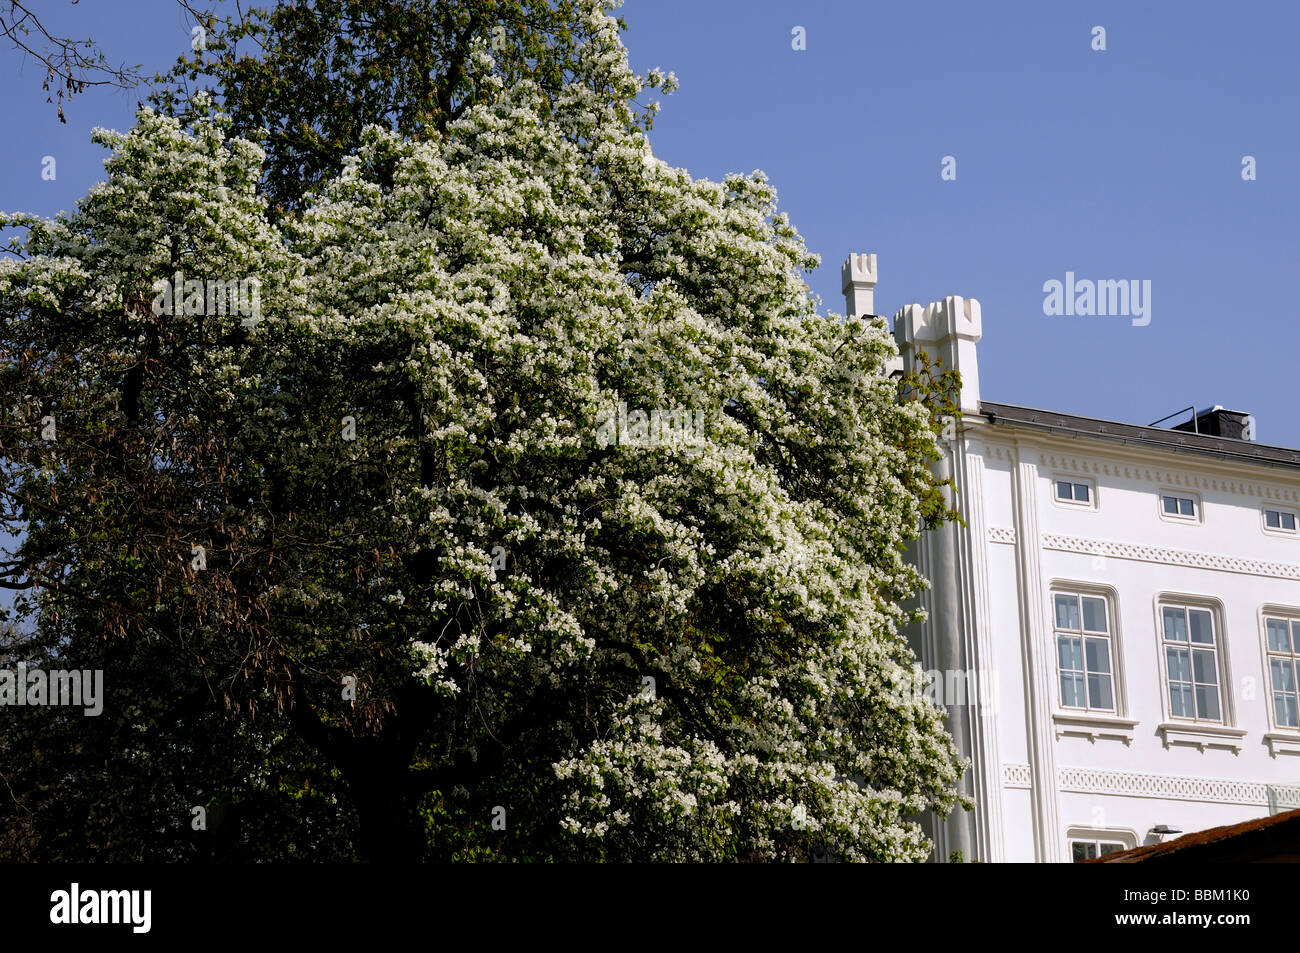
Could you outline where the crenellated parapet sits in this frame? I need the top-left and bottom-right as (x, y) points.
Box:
(894, 294), (982, 413)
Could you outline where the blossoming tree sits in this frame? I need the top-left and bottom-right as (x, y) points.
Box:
(0, 5), (963, 861)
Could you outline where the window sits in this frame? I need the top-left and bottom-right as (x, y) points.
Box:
(1264, 616), (1300, 730)
(1054, 592), (1114, 711)
(1161, 494), (1197, 520)
(1264, 508), (1298, 534)
(1071, 839), (1126, 862)
(1067, 827), (1137, 861)
(1161, 604), (1221, 722)
(1055, 479), (1093, 505)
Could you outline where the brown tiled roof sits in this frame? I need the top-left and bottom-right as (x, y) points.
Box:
(1088, 808), (1300, 863)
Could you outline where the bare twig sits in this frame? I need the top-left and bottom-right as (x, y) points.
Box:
(0, 0), (214, 121)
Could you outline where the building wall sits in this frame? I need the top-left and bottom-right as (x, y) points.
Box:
(966, 424), (1300, 862)
(838, 253), (1300, 862)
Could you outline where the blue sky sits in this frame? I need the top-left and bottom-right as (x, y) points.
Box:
(3, 0), (1297, 443)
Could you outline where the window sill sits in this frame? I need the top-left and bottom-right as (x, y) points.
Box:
(1158, 722), (1246, 753)
(1053, 712), (1138, 745)
(1264, 732), (1300, 757)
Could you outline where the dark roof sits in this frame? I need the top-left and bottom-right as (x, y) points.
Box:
(1087, 808), (1300, 863)
(980, 401), (1300, 472)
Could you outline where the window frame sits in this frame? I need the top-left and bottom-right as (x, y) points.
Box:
(1262, 506), (1299, 538)
(1051, 589), (1119, 714)
(1260, 608), (1300, 734)
(1155, 595), (1231, 727)
(1049, 583), (1128, 721)
(1158, 490), (1201, 525)
(1067, 827), (1137, 862)
(1053, 475), (1097, 510)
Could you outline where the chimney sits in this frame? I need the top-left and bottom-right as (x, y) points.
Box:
(842, 253), (878, 317)
(844, 252), (904, 378)
(1171, 406), (1257, 442)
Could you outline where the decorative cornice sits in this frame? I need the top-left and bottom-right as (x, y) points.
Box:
(1041, 534), (1300, 582)
(968, 417), (1300, 480)
(988, 526), (1017, 545)
(1001, 763), (1300, 806)
(1035, 451), (1300, 503)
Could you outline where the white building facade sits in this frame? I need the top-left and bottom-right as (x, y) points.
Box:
(843, 253), (1300, 863)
